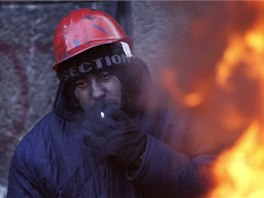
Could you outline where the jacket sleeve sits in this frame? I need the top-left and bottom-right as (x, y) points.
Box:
(7, 135), (46, 198)
(8, 163), (44, 198)
(126, 135), (213, 198)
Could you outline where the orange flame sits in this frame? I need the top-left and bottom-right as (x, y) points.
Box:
(207, 122), (264, 198)
(207, 2), (264, 197)
(160, 2), (264, 197)
(160, 69), (204, 107)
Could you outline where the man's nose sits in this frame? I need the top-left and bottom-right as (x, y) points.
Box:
(90, 79), (106, 100)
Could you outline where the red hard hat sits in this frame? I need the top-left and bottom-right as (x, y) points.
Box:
(53, 8), (132, 72)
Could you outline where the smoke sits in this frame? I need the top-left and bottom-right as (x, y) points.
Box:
(151, 2), (261, 155)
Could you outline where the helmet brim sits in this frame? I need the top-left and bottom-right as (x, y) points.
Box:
(53, 37), (132, 72)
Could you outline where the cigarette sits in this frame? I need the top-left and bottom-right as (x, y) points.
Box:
(100, 111), (105, 119)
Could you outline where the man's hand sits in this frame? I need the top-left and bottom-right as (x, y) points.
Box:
(76, 101), (146, 167)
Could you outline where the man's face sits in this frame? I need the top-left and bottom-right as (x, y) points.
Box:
(74, 71), (122, 109)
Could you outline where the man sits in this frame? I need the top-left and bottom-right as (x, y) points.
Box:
(7, 8), (212, 198)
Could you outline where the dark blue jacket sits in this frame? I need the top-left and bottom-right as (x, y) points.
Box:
(7, 59), (213, 197)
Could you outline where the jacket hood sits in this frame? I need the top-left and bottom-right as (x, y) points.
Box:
(52, 56), (153, 120)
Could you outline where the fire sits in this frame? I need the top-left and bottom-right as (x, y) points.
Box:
(207, 2), (264, 198)
(207, 122), (264, 198)
(216, 36), (244, 88)
(216, 26), (264, 89)
(160, 2), (264, 197)
(160, 69), (204, 107)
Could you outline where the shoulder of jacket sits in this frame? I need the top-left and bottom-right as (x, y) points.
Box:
(14, 111), (61, 155)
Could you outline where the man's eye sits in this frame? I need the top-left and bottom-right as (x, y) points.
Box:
(75, 81), (88, 88)
(99, 72), (111, 80)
